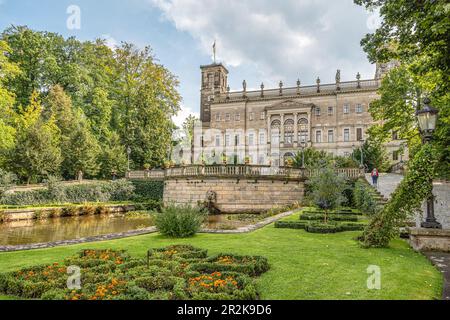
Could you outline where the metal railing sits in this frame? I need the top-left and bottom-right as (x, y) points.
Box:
(127, 165), (365, 180)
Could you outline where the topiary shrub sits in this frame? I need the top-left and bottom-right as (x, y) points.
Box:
(275, 221), (307, 229)
(306, 222), (342, 234)
(130, 180), (164, 202)
(300, 213), (359, 222)
(155, 205), (206, 238)
(353, 180), (380, 216)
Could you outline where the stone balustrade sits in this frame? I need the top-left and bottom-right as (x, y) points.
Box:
(126, 165), (364, 181)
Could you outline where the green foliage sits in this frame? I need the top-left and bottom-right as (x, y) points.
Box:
(0, 169), (17, 198)
(0, 247), (269, 300)
(300, 213), (359, 222)
(130, 180), (164, 202)
(360, 143), (437, 248)
(0, 26), (182, 181)
(307, 167), (348, 222)
(155, 205), (207, 238)
(353, 180), (381, 216)
(355, 0), (450, 179)
(352, 140), (390, 172)
(0, 179), (135, 206)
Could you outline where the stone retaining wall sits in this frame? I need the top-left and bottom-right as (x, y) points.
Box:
(163, 178), (304, 213)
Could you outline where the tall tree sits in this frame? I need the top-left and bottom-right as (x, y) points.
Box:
(113, 43), (181, 168)
(10, 92), (62, 183)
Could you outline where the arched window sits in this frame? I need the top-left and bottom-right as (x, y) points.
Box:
(283, 152), (295, 165)
(298, 118), (309, 143)
(271, 120), (281, 145)
(284, 119), (294, 145)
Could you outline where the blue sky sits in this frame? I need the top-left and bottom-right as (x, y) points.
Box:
(0, 0), (380, 126)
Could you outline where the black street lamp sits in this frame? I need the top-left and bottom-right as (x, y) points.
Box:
(416, 98), (441, 229)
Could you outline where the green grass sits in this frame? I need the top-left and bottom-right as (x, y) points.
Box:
(0, 219), (442, 300)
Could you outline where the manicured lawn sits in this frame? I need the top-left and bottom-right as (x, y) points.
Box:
(0, 219), (442, 300)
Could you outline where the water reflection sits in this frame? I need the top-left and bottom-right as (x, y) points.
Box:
(0, 215), (153, 246)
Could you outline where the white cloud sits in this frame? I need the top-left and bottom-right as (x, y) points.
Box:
(100, 34), (118, 50)
(150, 0), (377, 85)
(172, 104), (199, 128)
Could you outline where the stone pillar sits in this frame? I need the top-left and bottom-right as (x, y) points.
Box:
(280, 113), (285, 145)
(307, 112), (312, 147)
(267, 115), (271, 144)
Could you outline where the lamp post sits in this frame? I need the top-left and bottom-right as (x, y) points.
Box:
(300, 141), (306, 169)
(417, 98), (441, 229)
(127, 146), (131, 172)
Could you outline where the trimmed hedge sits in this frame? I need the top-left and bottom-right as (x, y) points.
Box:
(130, 180), (164, 202)
(274, 221), (307, 229)
(300, 213), (359, 222)
(0, 246), (269, 300)
(275, 220), (366, 233)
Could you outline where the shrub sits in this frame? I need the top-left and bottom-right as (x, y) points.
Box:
(300, 213), (359, 222)
(0, 179), (136, 206)
(155, 205), (206, 238)
(306, 222), (342, 234)
(130, 180), (164, 202)
(353, 180), (380, 216)
(0, 247), (269, 300)
(306, 167), (348, 223)
(274, 221), (307, 229)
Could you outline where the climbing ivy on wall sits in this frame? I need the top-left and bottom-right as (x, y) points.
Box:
(359, 143), (438, 248)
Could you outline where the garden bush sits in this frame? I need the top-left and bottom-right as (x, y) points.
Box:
(0, 246), (269, 300)
(155, 205), (207, 238)
(130, 180), (164, 202)
(306, 222), (342, 234)
(274, 221), (307, 229)
(0, 179), (136, 206)
(300, 213), (359, 222)
(353, 180), (380, 216)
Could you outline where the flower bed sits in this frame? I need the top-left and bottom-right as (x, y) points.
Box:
(0, 246), (268, 300)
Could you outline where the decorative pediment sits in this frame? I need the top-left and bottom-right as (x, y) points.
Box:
(265, 100), (315, 112)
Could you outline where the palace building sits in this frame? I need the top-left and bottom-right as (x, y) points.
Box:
(196, 62), (405, 166)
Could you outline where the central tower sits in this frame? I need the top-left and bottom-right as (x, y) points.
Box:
(200, 63), (228, 127)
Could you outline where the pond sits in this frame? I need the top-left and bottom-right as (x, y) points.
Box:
(0, 214), (154, 246)
(0, 213), (262, 246)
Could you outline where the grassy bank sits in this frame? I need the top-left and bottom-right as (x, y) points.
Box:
(0, 222), (441, 300)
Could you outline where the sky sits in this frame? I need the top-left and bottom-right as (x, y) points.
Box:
(0, 0), (381, 126)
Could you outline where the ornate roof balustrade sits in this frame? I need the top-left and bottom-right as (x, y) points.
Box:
(126, 165), (365, 181)
(216, 79), (380, 103)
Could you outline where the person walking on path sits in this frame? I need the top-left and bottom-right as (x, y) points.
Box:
(371, 168), (379, 187)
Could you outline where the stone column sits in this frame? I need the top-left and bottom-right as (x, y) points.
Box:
(280, 113), (285, 146)
(267, 115), (272, 144)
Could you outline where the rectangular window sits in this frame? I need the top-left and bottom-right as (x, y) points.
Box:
(393, 151), (399, 161)
(356, 104), (363, 114)
(248, 133), (255, 146)
(249, 112), (255, 121)
(259, 132), (265, 145)
(344, 129), (350, 142)
(392, 131), (398, 140)
(215, 135), (220, 147)
(225, 135), (230, 147)
(343, 104), (350, 114)
(356, 128), (363, 141)
(315, 107), (321, 116)
(235, 135), (240, 146)
(344, 152), (350, 157)
(260, 112), (265, 120)
(316, 131), (322, 143)
(328, 130), (334, 143)
(215, 113), (221, 121)
(328, 106), (334, 116)
(225, 113), (231, 121)
(235, 113), (241, 121)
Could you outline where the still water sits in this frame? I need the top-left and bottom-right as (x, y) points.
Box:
(0, 214), (259, 246)
(0, 215), (153, 246)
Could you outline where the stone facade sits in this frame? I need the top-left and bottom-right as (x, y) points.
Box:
(197, 63), (407, 166)
(163, 178), (304, 213)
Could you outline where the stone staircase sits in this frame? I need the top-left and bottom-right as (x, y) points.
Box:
(360, 178), (389, 207)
